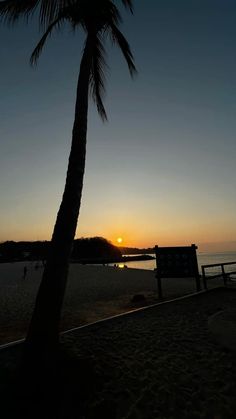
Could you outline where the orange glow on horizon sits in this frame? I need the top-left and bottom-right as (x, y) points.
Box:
(2, 217), (236, 254)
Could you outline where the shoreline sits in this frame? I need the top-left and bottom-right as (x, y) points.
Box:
(0, 254), (155, 265)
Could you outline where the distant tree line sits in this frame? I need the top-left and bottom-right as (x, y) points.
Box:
(72, 237), (121, 262)
(0, 237), (121, 263)
(119, 246), (155, 255)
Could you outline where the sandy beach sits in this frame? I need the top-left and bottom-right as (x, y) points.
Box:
(1, 262), (236, 418)
(0, 261), (233, 345)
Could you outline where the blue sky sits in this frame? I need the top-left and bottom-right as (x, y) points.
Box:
(1, 0), (236, 250)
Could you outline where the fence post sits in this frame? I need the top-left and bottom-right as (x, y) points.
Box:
(202, 266), (207, 290)
(221, 265), (227, 286)
(156, 275), (163, 300)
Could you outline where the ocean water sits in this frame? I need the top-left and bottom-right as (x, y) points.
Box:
(118, 251), (236, 275)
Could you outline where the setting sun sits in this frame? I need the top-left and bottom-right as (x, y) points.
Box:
(117, 237), (123, 244)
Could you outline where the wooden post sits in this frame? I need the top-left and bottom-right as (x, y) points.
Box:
(202, 266), (207, 290)
(155, 245), (163, 299)
(221, 264), (227, 286)
(196, 275), (201, 292)
(191, 244), (201, 292)
(156, 275), (163, 300)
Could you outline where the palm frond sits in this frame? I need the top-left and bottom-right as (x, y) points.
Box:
(110, 22), (137, 77)
(39, 0), (58, 27)
(30, 15), (64, 65)
(0, 0), (71, 26)
(89, 34), (108, 121)
(1, 0), (136, 118)
(105, 0), (121, 26)
(120, 0), (133, 14)
(39, 0), (71, 28)
(0, 0), (39, 24)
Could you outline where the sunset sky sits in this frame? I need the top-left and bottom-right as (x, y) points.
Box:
(1, 0), (236, 251)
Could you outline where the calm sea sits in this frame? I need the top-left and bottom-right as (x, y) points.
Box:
(117, 251), (236, 274)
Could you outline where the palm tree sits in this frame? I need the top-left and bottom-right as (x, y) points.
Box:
(0, 0), (136, 354)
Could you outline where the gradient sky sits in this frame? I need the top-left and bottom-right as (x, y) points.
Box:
(1, 0), (236, 251)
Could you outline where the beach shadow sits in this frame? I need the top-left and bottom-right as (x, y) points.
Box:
(1, 345), (97, 419)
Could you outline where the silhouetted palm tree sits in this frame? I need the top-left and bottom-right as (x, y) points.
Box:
(0, 0), (136, 353)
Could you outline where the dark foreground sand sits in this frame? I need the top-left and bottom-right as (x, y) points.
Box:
(61, 288), (236, 419)
(1, 288), (235, 419)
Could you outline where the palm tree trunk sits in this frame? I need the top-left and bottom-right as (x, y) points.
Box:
(25, 36), (93, 353)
